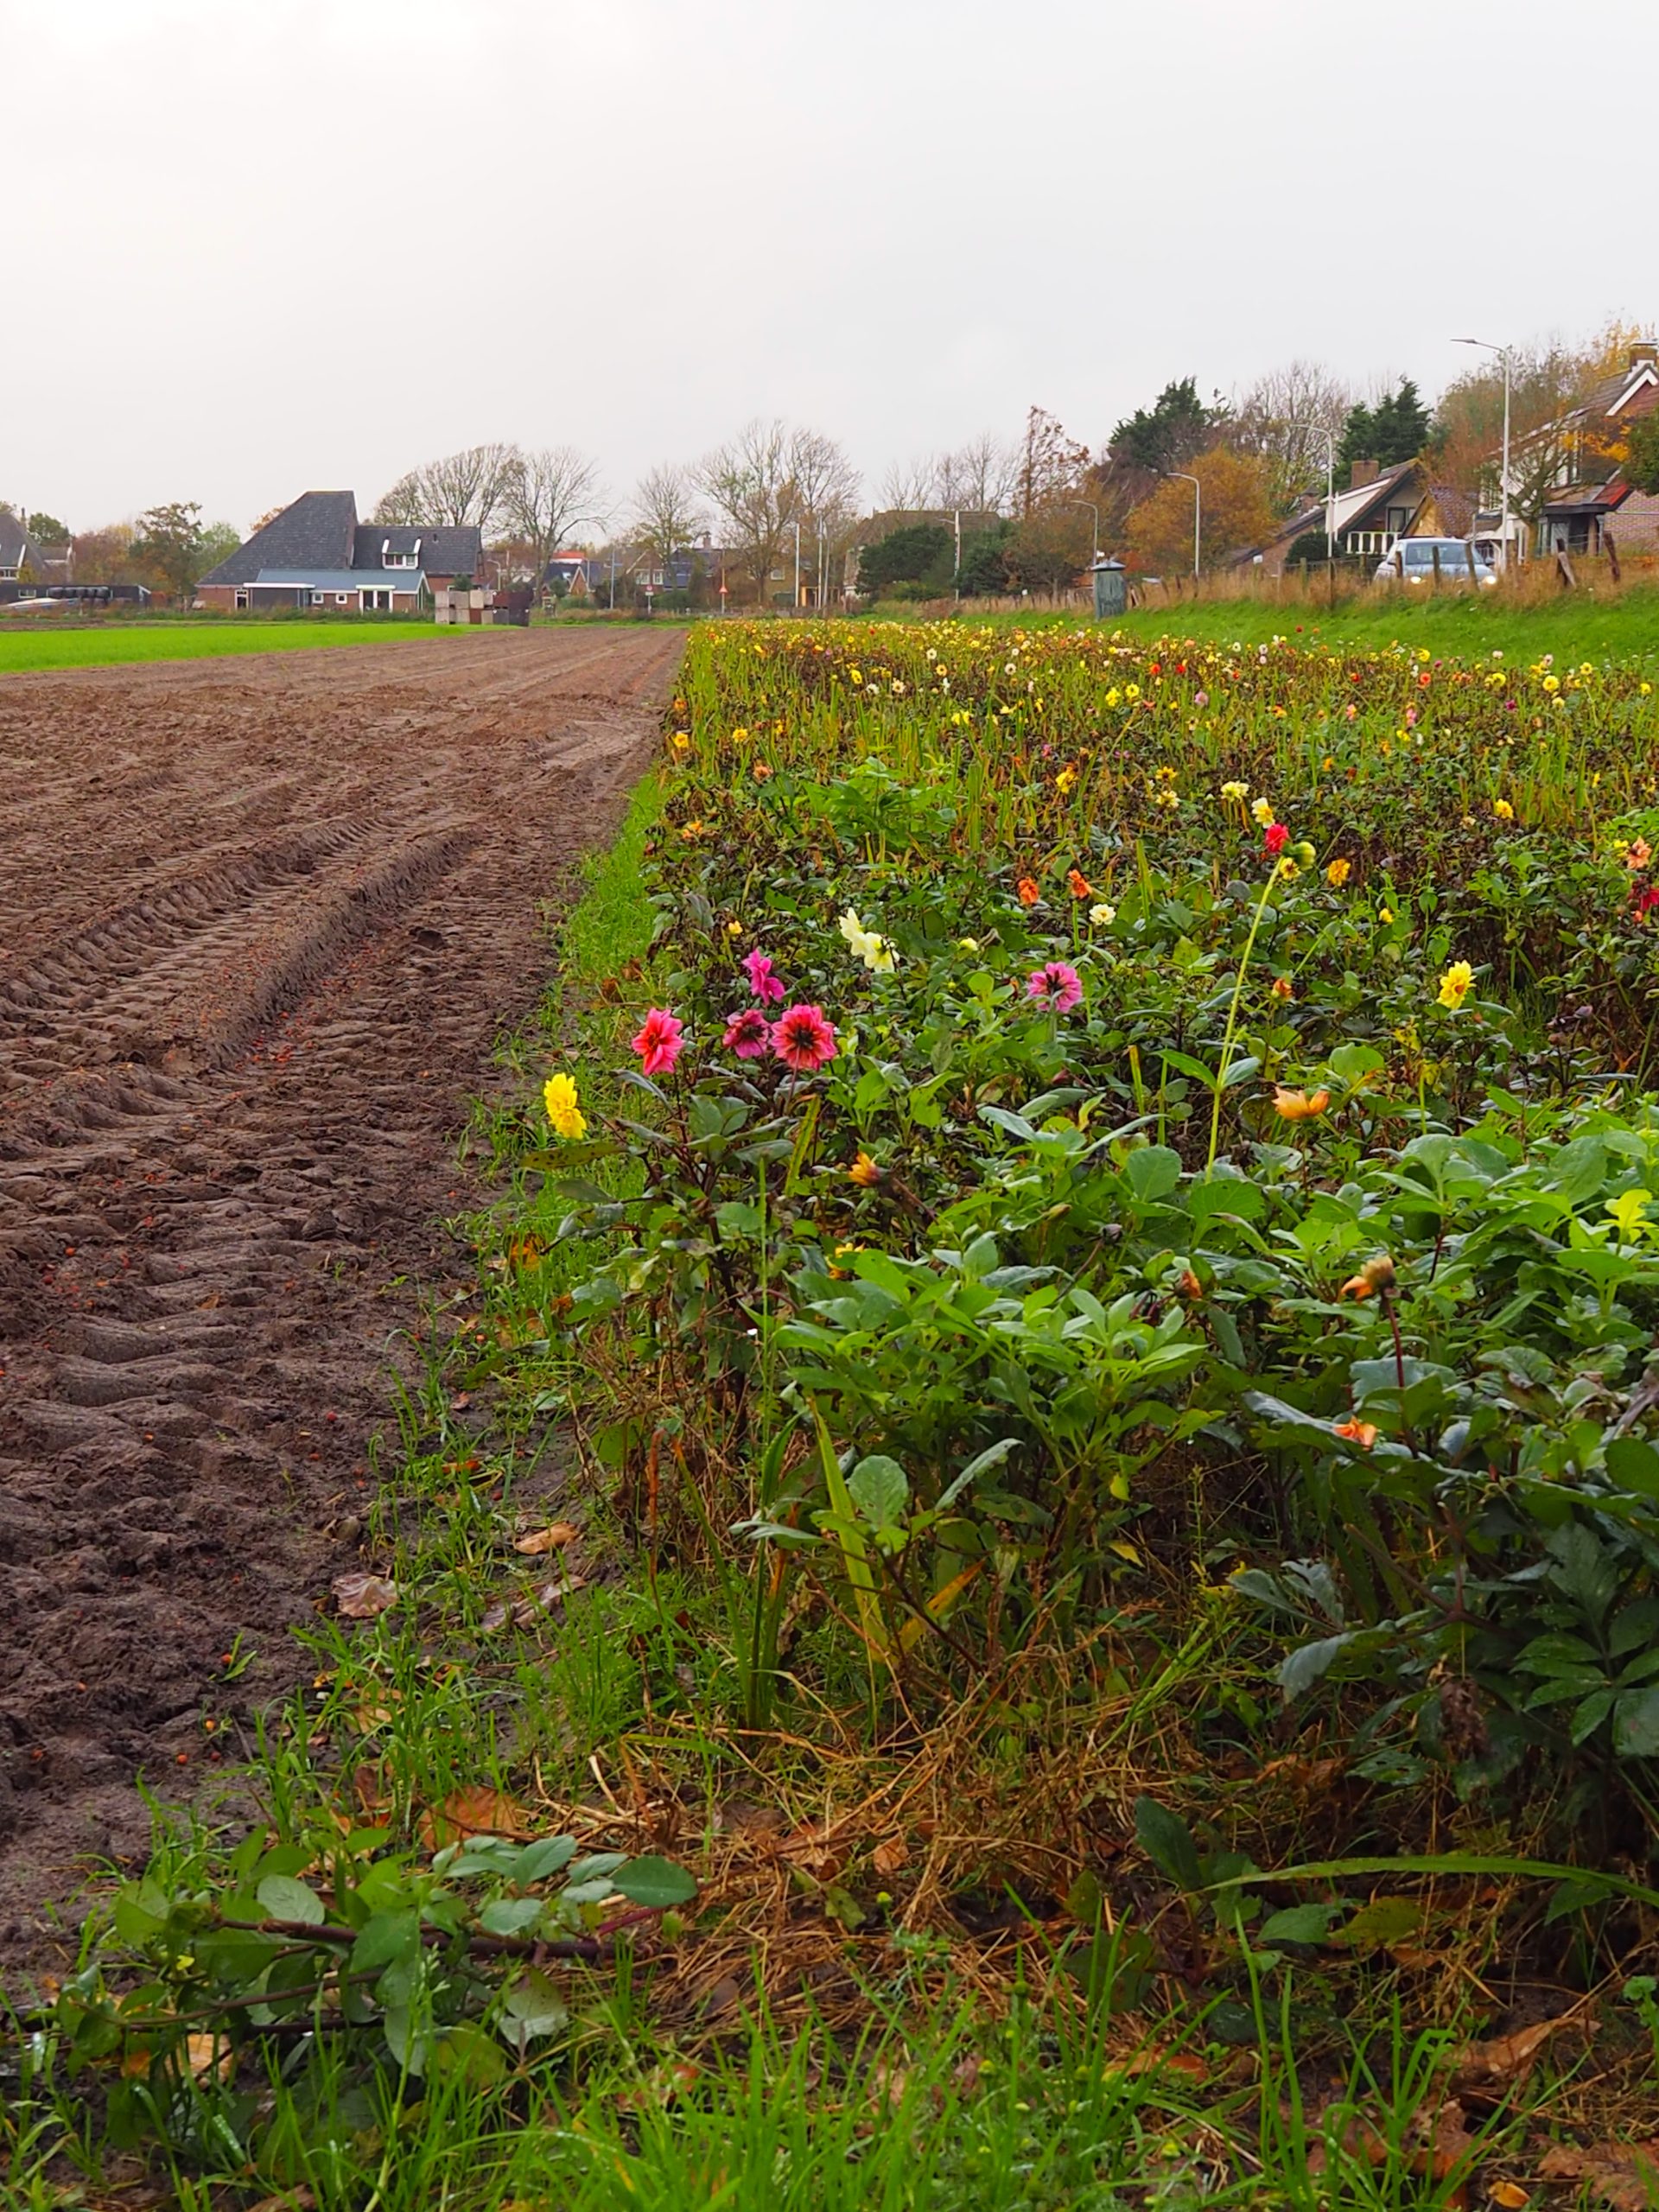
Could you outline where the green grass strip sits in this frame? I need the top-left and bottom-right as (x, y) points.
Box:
(0, 619), (471, 675)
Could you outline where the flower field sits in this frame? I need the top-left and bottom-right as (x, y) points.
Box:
(32, 619), (1659, 2203)
(541, 622), (1659, 1819)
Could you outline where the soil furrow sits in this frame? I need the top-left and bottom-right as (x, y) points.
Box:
(0, 626), (683, 1981)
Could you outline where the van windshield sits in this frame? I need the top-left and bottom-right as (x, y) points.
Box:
(1404, 542), (1468, 563)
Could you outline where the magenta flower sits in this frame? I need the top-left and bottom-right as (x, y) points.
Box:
(1263, 822), (1289, 859)
(1026, 960), (1083, 1013)
(742, 949), (786, 1004)
(632, 1007), (685, 1078)
(772, 1003), (838, 1072)
(722, 1007), (773, 1058)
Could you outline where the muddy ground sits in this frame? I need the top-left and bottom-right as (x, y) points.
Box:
(0, 627), (683, 1977)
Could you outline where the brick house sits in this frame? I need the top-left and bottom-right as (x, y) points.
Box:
(1529, 349), (1659, 557)
(197, 491), (483, 613)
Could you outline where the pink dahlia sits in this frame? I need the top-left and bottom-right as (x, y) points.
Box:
(632, 1007), (685, 1078)
(742, 948), (786, 1004)
(772, 1003), (838, 1073)
(723, 1007), (773, 1058)
(1026, 960), (1083, 1013)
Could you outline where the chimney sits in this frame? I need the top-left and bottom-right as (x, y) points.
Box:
(1349, 458), (1379, 492)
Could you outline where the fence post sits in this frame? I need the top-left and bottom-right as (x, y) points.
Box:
(1465, 543), (1478, 587)
(1605, 529), (1622, 584)
(1556, 550), (1576, 590)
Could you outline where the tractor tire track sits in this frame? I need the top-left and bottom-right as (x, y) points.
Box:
(0, 626), (683, 1978)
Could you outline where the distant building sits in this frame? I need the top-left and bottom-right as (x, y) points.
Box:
(0, 509), (50, 601)
(1529, 347), (1659, 557)
(197, 492), (483, 613)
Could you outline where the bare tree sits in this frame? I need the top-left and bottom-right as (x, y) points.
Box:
(502, 446), (603, 584)
(372, 442), (520, 533)
(1230, 360), (1353, 515)
(878, 458), (936, 512)
(699, 420), (858, 603)
(632, 464), (707, 579)
(936, 432), (1019, 515)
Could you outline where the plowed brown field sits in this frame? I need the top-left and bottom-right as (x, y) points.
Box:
(0, 627), (683, 1971)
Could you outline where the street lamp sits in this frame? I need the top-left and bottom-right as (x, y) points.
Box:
(1454, 336), (1513, 571)
(1166, 472), (1201, 577)
(1066, 499), (1101, 565)
(1285, 421), (1338, 563)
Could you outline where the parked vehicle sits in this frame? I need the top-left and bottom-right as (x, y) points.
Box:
(1374, 537), (1497, 588)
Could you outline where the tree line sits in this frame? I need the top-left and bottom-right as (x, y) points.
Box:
(17, 315), (1656, 606)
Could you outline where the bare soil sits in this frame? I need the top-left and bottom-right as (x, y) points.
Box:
(0, 628), (683, 1976)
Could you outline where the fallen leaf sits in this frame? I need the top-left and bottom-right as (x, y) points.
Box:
(419, 1788), (534, 1847)
(1451, 2015), (1573, 2087)
(872, 1836), (908, 1878)
(513, 1522), (580, 1555)
(1489, 2183), (1530, 2209)
(186, 2032), (233, 2082)
(1116, 2047), (1208, 2081)
(524, 1572), (587, 1614)
(333, 1572), (397, 1620)
(1536, 2140), (1659, 2211)
(479, 1600), (511, 1633)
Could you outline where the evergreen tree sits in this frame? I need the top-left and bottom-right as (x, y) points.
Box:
(1337, 379), (1432, 474)
(1108, 378), (1227, 476)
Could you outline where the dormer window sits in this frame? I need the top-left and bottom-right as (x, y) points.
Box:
(380, 536), (420, 569)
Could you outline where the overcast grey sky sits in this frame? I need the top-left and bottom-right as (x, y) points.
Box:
(5, 0), (1654, 535)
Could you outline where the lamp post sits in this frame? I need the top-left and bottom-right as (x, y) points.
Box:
(1166, 472), (1201, 577)
(792, 518), (802, 611)
(1287, 422), (1337, 560)
(1455, 336), (1512, 571)
(1066, 499), (1101, 565)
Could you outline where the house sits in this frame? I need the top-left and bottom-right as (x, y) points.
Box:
(0, 508), (50, 601)
(196, 491), (483, 613)
(541, 551), (593, 601)
(1527, 347), (1659, 557)
(1243, 461), (1432, 575)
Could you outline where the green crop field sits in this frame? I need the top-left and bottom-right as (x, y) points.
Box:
(0, 618), (463, 676)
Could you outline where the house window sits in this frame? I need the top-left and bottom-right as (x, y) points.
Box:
(1386, 507), (1410, 535)
(311, 591), (327, 606)
(384, 551), (416, 569)
(234, 590), (249, 609)
(0, 566), (17, 581)
(336, 593), (351, 605)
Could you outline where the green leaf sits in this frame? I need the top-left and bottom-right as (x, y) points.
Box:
(1605, 1437), (1659, 1497)
(1134, 1796), (1203, 1893)
(564, 1851), (628, 1885)
(611, 1856), (698, 1909)
(480, 1897), (546, 1936)
(1125, 1146), (1183, 1202)
(256, 1875), (326, 1926)
(1613, 1686), (1659, 1758)
(1259, 1902), (1344, 1944)
(848, 1454), (908, 1530)
(518, 1836), (580, 1885)
(501, 1968), (570, 2043)
(350, 1910), (421, 1975)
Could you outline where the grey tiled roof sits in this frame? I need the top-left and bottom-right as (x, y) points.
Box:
(200, 491), (358, 588)
(351, 524), (480, 575)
